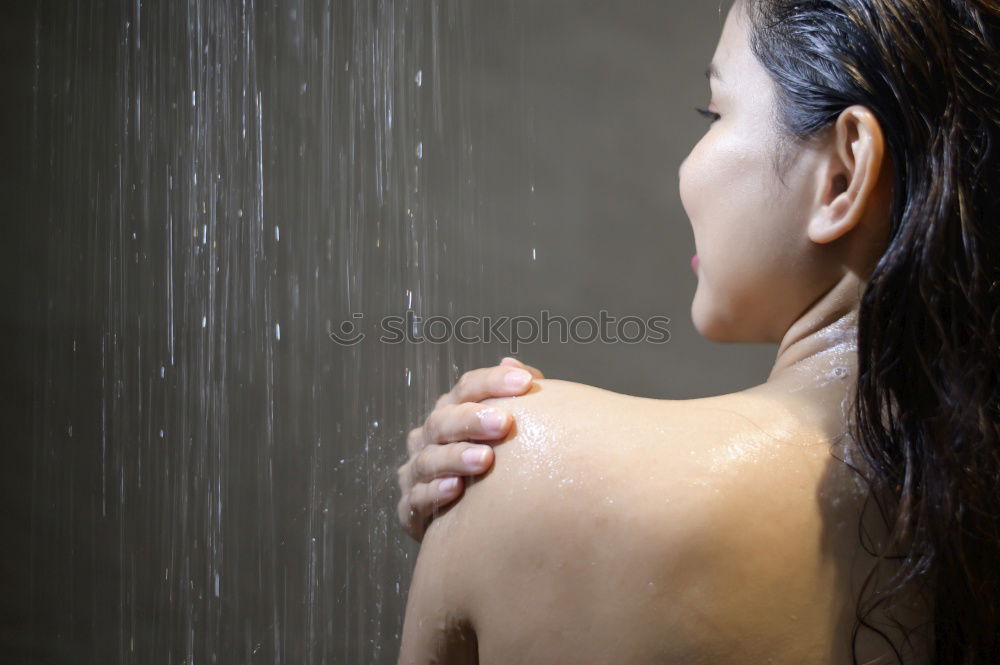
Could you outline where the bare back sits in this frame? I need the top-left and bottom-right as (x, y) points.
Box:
(422, 379), (930, 665)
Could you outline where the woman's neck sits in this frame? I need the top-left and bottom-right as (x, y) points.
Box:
(766, 271), (864, 389)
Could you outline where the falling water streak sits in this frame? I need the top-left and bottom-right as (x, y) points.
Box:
(25, 0), (529, 663)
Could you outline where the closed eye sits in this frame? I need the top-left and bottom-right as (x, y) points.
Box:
(695, 107), (720, 123)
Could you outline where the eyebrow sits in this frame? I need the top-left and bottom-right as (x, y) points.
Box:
(705, 63), (723, 83)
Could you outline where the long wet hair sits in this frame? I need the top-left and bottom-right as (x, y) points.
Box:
(738, 0), (1000, 662)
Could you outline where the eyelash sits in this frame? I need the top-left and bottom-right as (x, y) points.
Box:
(695, 107), (720, 123)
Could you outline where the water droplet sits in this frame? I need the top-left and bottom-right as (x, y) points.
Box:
(416, 142), (422, 159)
(201, 316), (207, 328)
(415, 70), (422, 86)
(275, 323), (281, 340)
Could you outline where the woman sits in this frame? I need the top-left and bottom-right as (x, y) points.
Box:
(395, 0), (999, 663)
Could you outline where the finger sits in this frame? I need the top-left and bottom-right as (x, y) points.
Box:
(436, 365), (535, 409)
(399, 477), (464, 538)
(423, 402), (511, 445)
(397, 458), (415, 495)
(397, 491), (426, 542)
(410, 440), (495, 484)
(406, 426), (425, 457)
(499, 356), (545, 379)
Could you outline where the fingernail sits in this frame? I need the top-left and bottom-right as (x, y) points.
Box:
(439, 477), (459, 493)
(462, 447), (489, 469)
(477, 408), (506, 433)
(504, 369), (531, 389)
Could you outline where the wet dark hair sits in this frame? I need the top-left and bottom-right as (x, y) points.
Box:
(738, 0), (1000, 663)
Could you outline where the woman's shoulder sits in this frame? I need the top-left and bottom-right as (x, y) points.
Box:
(477, 377), (834, 482)
(436, 379), (874, 662)
(468, 377), (864, 594)
(468, 377), (840, 551)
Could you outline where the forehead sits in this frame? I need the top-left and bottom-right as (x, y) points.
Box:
(709, 4), (773, 100)
(712, 5), (746, 77)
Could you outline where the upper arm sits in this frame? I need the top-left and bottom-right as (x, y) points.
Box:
(398, 515), (480, 665)
(397, 382), (590, 664)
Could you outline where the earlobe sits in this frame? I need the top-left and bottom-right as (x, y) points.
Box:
(807, 202), (855, 245)
(807, 106), (884, 246)
(806, 161), (858, 245)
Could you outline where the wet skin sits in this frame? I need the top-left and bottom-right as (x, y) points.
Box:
(401, 361), (930, 664)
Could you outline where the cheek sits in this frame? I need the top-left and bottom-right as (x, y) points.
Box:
(678, 136), (718, 226)
(680, 132), (768, 268)
(680, 132), (801, 341)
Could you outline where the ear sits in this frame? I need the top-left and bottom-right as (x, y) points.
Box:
(807, 105), (887, 245)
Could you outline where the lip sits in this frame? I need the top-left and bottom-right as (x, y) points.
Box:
(691, 253), (699, 272)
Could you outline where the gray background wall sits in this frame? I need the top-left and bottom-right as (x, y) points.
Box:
(3, 1), (773, 664)
(475, 1), (772, 397)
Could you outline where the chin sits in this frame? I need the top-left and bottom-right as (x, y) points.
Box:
(691, 292), (750, 343)
(696, 320), (739, 343)
(691, 296), (727, 342)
